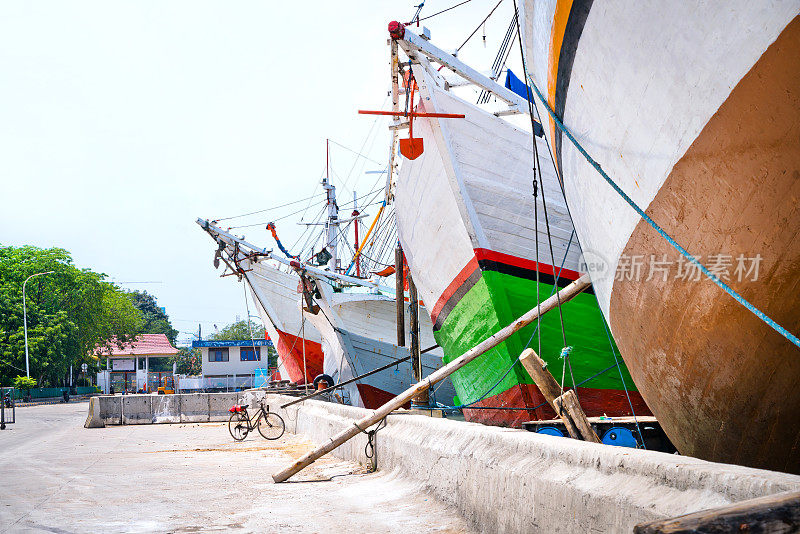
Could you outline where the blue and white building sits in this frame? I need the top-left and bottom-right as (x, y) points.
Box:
(191, 339), (275, 390)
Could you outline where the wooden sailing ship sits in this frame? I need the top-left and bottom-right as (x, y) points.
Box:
(517, 1), (800, 472)
(386, 25), (649, 427)
(203, 226), (324, 385)
(197, 140), (456, 409)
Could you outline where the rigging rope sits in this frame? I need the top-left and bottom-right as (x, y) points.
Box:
(445, 228), (574, 412)
(456, 0), (503, 55)
(408, 1), (425, 25)
(520, 70), (800, 350)
(327, 140), (385, 168)
(512, 0), (568, 354)
(478, 10), (518, 104)
(407, 0), (472, 24)
(595, 299), (646, 448)
(214, 192), (325, 222)
(266, 222), (300, 259)
(228, 201), (323, 230)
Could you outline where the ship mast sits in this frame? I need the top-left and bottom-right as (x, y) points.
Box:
(322, 138), (339, 272)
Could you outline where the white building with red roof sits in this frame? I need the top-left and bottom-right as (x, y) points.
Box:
(95, 333), (178, 393)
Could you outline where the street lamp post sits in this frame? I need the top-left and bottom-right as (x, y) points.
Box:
(23, 271), (54, 378)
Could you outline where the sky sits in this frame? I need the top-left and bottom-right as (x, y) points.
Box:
(0, 0), (523, 346)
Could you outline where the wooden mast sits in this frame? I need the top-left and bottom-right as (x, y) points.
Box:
(395, 246), (405, 347)
(408, 273), (427, 405)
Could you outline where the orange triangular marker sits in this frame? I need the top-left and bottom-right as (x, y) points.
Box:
(400, 137), (424, 160)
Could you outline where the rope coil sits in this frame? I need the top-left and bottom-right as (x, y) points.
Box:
(353, 417), (388, 472)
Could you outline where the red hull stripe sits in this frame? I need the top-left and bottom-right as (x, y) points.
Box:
(462, 383), (652, 427)
(430, 249), (587, 330)
(275, 329), (324, 384)
(430, 256), (480, 325)
(356, 383), (411, 410)
(473, 248), (581, 282)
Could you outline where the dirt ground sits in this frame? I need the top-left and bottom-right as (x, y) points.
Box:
(0, 401), (473, 533)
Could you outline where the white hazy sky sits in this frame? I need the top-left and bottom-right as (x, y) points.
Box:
(0, 0), (522, 346)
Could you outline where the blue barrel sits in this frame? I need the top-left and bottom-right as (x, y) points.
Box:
(601, 427), (638, 448)
(537, 426), (565, 437)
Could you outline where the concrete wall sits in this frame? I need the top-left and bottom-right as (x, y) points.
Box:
(84, 392), (241, 428)
(244, 391), (800, 534)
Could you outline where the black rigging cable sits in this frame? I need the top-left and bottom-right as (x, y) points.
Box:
(214, 192), (325, 222)
(407, 0), (472, 24)
(478, 10), (518, 104)
(512, 0), (568, 352)
(455, 0), (503, 55)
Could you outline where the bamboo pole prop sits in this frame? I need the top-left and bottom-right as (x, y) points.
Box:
(272, 274), (592, 482)
(280, 344), (440, 410)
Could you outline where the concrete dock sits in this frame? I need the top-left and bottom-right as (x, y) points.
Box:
(0, 401), (473, 533)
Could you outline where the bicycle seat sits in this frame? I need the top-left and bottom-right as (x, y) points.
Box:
(239, 404), (249, 410)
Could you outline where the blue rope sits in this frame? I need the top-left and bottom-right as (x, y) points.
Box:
(524, 71), (800, 350)
(442, 347), (521, 411)
(439, 360), (622, 414)
(267, 223), (300, 260)
(595, 297), (646, 449)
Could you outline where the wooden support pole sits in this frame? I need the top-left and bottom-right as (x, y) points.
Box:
(395, 246), (405, 347)
(272, 274), (591, 483)
(519, 348), (580, 439)
(408, 273), (427, 406)
(554, 390), (600, 443)
(633, 490), (800, 533)
(519, 348), (600, 443)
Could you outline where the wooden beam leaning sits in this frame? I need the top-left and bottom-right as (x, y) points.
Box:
(519, 348), (580, 439)
(519, 349), (600, 443)
(554, 390), (601, 443)
(272, 274), (592, 483)
(633, 490), (800, 533)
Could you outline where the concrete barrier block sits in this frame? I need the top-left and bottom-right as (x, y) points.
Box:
(152, 394), (180, 424)
(209, 392), (238, 422)
(84, 397), (105, 428)
(121, 395), (153, 425)
(99, 395), (122, 425)
(180, 393), (210, 423)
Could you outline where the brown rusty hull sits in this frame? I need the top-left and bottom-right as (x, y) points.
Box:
(610, 16), (800, 473)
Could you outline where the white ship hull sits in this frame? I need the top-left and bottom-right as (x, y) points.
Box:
(519, 0), (800, 471)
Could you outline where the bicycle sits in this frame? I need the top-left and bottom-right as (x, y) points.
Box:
(228, 400), (285, 441)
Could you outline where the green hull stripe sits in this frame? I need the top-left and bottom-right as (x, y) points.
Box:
(433, 270), (637, 405)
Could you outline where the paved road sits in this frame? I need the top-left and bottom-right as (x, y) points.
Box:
(0, 402), (471, 533)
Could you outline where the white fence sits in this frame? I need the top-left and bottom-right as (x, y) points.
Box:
(177, 374), (256, 392)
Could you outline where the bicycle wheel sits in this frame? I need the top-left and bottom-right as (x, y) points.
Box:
(228, 412), (249, 441)
(257, 411), (285, 440)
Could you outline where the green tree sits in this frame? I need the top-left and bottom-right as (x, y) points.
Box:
(210, 320), (266, 341)
(127, 290), (178, 344)
(0, 245), (143, 387)
(171, 347), (201, 375)
(13, 375), (36, 394)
